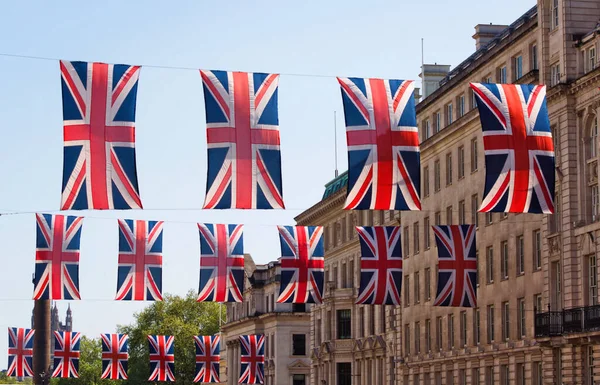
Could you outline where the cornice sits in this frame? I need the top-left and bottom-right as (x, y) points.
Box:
(295, 190), (345, 225)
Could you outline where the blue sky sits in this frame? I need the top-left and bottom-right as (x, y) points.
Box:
(0, 0), (534, 368)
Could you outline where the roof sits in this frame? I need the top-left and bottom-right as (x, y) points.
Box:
(322, 171), (348, 200)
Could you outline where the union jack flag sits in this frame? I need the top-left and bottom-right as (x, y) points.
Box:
(197, 224), (244, 303)
(33, 213), (83, 300)
(432, 225), (477, 308)
(470, 83), (555, 213)
(355, 226), (403, 305)
(116, 219), (163, 301)
(148, 335), (175, 382)
(277, 226), (324, 304)
(337, 77), (420, 210)
(60, 60), (143, 210)
(239, 335), (264, 384)
(7, 328), (34, 377)
(100, 333), (129, 380)
(193, 335), (220, 383)
(52, 331), (81, 378)
(200, 70), (284, 209)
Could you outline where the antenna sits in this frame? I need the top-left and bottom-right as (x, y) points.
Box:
(334, 111), (339, 178)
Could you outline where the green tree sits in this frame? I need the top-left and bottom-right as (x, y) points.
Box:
(117, 290), (223, 385)
(50, 336), (111, 385)
(0, 371), (31, 384)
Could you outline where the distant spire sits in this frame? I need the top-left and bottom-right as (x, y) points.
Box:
(67, 303), (72, 314)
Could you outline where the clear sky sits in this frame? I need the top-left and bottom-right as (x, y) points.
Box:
(0, 0), (535, 368)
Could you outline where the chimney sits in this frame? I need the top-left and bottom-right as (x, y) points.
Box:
(473, 24), (509, 50)
(419, 64), (451, 99)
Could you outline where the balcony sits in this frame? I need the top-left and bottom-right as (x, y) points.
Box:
(535, 305), (600, 337)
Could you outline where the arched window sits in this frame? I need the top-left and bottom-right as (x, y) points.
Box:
(586, 114), (598, 160)
(584, 114), (599, 222)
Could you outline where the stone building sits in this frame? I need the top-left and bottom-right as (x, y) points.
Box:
(221, 254), (312, 385)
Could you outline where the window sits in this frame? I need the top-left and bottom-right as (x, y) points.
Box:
(471, 88), (478, 110)
(471, 194), (479, 227)
(404, 324), (411, 354)
(435, 111), (441, 134)
(446, 206), (453, 225)
(485, 366), (493, 385)
(588, 46), (596, 72)
(551, 63), (560, 86)
(487, 305), (495, 343)
(516, 235), (525, 275)
(341, 262), (347, 288)
(458, 200), (465, 224)
(513, 55), (523, 80)
(435, 211), (441, 226)
(414, 271), (420, 304)
(471, 138), (478, 171)
(486, 212), (493, 225)
(403, 227), (410, 258)
(531, 44), (538, 70)
(404, 275), (410, 306)
(502, 301), (510, 340)
(425, 268), (431, 301)
(337, 363), (352, 385)
(472, 368), (480, 385)
(474, 309), (481, 345)
(587, 345), (595, 385)
(349, 259), (354, 288)
(436, 317), (443, 350)
(424, 119), (431, 139)
(533, 230), (541, 270)
(459, 369), (466, 385)
(460, 311), (467, 347)
(458, 95), (465, 118)
(447, 103), (454, 126)
(534, 293), (543, 314)
(458, 146), (465, 179)
(486, 246), (494, 284)
(516, 363), (525, 385)
(337, 309), (351, 339)
(425, 319), (431, 351)
(293, 374), (306, 385)
(551, 0), (559, 29)
(414, 222), (420, 255)
(533, 362), (543, 385)
(434, 160), (441, 192)
(369, 306), (375, 335)
(448, 314), (455, 349)
(380, 305), (386, 333)
(589, 254), (598, 305)
(501, 240), (509, 280)
(292, 334), (306, 355)
(414, 374), (421, 385)
(446, 152), (453, 185)
(447, 370), (454, 385)
(499, 66), (507, 83)
(517, 297), (526, 338)
(423, 166), (430, 197)
(415, 322), (421, 353)
(592, 185), (599, 222)
(424, 217), (431, 249)
(589, 116), (598, 159)
(500, 364), (509, 385)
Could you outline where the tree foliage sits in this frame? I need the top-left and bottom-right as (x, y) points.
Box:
(117, 290), (223, 385)
(0, 371), (33, 384)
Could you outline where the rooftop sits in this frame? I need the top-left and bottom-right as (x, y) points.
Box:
(322, 171), (348, 200)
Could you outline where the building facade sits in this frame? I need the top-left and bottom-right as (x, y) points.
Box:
(295, 1), (600, 384)
(221, 255), (312, 385)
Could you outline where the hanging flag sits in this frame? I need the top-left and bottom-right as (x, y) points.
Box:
(197, 224), (244, 303)
(148, 335), (175, 382)
(60, 60), (143, 210)
(116, 219), (164, 301)
(200, 70), (284, 209)
(277, 226), (325, 304)
(33, 213), (83, 300)
(52, 331), (81, 378)
(7, 328), (34, 378)
(355, 226), (403, 305)
(239, 335), (265, 384)
(470, 83), (555, 213)
(337, 77), (420, 210)
(193, 335), (220, 383)
(432, 225), (477, 307)
(100, 333), (129, 380)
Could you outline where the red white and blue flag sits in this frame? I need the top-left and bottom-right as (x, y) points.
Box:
(7, 328), (34, 378)
(470, 83), (555, 213)
(200, 70), (284, 209)
(33, 213), (83, 300)
(356, 226), (403, 305)
(337, 77), (420, 210)
(148, 335), (175, 382)
(432, 225), (477, 308)
(193, 335), (220, 383)
(100, 333), (129, 380)
(60, 60), (143, 210)
(239, 335), (265, 384)
(197, 224), (244, 303)
(116, 219), (163, 301)
(52, 331), (81, 378)
(277, 226), (324, 304)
